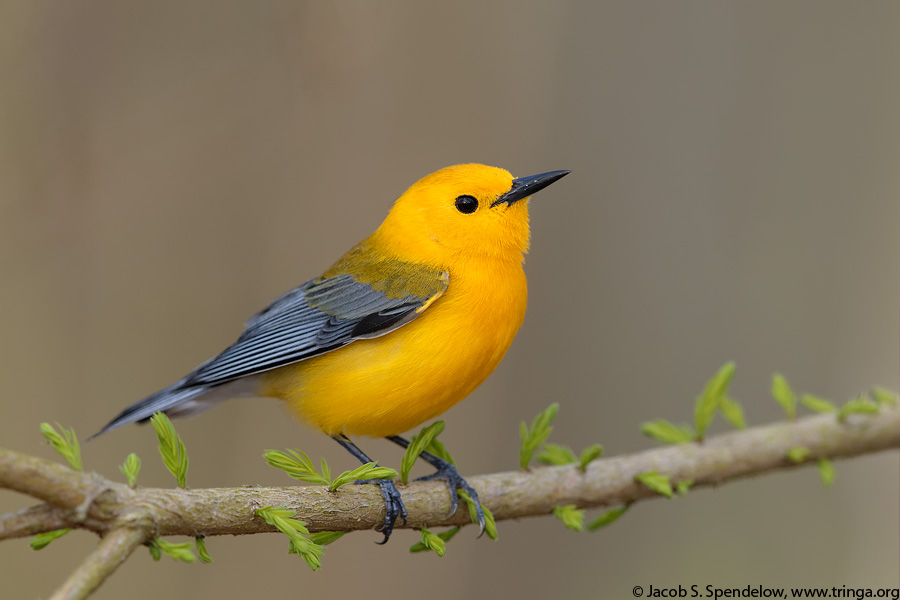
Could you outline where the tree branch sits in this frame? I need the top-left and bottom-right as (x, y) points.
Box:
(2, 406), (898, 541)
(49, 526), (149, 600)
(0, 503), (70, 540)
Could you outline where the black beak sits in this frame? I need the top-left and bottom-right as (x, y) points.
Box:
(491, 170), (571, 207)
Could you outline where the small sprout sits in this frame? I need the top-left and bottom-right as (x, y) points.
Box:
(786, 447), (810, 463)
(150, 413), (188, 488)
(409, 527), (460, 554)
(676, 479), (694, 496)
(695, 362), (736, 441)
(719, 396), (747, 429)
(401, 421), (446, 484)
(459, 490), (498, 540)
(587, 505), (630, 531)
(800, 394), (836, 414)
(329, 463), (396, 491)
(425, 437), (455, 465)
(870, 386), (898, 406)
(264, 450), (395, 491)
(553, 505), (585, 532)
(119, 453), (142, 487)
(195, 537), (212, 563)
(838, 396), (880, 421)
(579, 444), (603, 471)
(307, 531), (347, 546)
(635, 471), (674, 499)
(519, 403), (559, 469)
(265, 449), (329, 485)
(537, 443), (577, 466)
(154, 538), (195, 563)
(30, 529), (71, 550)
(640, 419), (695, 444)
(39, 423), (82, 471)
(771, 373), (797, 419)
(818, 458), (836, 487)
(410, 527), (454, 557)
(148, 539), (162, 561)
(257, 506), (325, 571)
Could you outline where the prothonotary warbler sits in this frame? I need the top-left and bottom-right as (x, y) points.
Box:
(95, 163), (570, 541)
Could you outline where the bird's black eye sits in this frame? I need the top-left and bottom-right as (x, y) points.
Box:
(455, 195), (478, 214)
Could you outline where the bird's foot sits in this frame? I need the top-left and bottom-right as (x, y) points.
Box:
(355, 478), (407, 544)
(415, 458), (486, 535)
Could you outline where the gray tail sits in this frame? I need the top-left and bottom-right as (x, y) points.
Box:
(89, 379), (210, 440)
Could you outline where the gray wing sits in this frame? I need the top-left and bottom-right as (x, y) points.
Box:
(185, 272), (447, 386)
(92, 270), (448, 437)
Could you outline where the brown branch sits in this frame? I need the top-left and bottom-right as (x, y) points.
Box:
(2, 406), (898, 539)
(49, 526), (149, 600)
(0, 503), (70, 540)
(1, 406), (898, 599)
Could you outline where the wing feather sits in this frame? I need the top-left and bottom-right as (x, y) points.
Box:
(184, 268), (447, 386)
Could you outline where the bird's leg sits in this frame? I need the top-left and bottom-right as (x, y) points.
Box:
(333, 435), (407, 544)
(386, 435), (486, 535)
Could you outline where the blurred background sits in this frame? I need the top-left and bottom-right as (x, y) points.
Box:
(1, 1), (898, 598)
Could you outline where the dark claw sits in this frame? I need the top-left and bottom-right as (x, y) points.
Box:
(355, 478), (407, 543)
(414, 458), (486, 536)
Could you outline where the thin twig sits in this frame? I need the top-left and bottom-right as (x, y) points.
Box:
(49, 527), (149, 600)
(0, 503), (70, 540)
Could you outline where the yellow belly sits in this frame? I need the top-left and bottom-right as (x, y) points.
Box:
(259, 263), (527, 437)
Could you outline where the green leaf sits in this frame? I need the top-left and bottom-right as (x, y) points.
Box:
(786, 446), (810, 463)
(148, 539), (162, 561)
(150, 413), (189, 488)
(425, 438), (455, 465)
(519, 403), (560, 469)
(579, 444), (604, 471)
(870, 386), (898, 406)
(537, 443), (577, 466)
(308, 531), (347, 546)
(265, 449), (394, 491)
(635, 471), (674, 499)
(264, 449), (328, 485)
(147, 539), (162, 561)
(818, 458), (836, 487)
(695, 362), (735, 440)
(838, 396), (880, 421)
(553, 505), (585, 532)
(771, 373), (797, 419)
(676, 479), (694, 496)
(257, 506), (325, 571)
(800, 394), (836, 413)
(329, 462), (396, 492)
(458, 490), (498, 540)
(409, 527), (460, 554)
(155, 538), (195, 563)
(587, 505), (629, 531)
(195, 537), (212, 563)
(640, 419), (695, 444)
(30, 529), (71, 550)
(719, 396), (747, 429)
(39, 423), (82, 471)
(119, 453), (141, 487)
(401, 421), (445, 484)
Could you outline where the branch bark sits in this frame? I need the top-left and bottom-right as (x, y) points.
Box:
(1, 406), (898, 598)
(3, 406), (898, 539)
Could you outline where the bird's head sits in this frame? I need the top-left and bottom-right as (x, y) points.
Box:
(377, 164), (569, 263)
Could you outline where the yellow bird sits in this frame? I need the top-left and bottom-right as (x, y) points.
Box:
(95, 163), (569, 541)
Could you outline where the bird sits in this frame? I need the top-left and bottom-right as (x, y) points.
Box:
(93, 163), (570, 542)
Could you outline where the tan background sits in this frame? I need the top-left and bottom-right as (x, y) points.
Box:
(1, 2), (898, 598)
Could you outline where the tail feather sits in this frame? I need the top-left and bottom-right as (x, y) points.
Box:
(90, 381), (209, 439)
